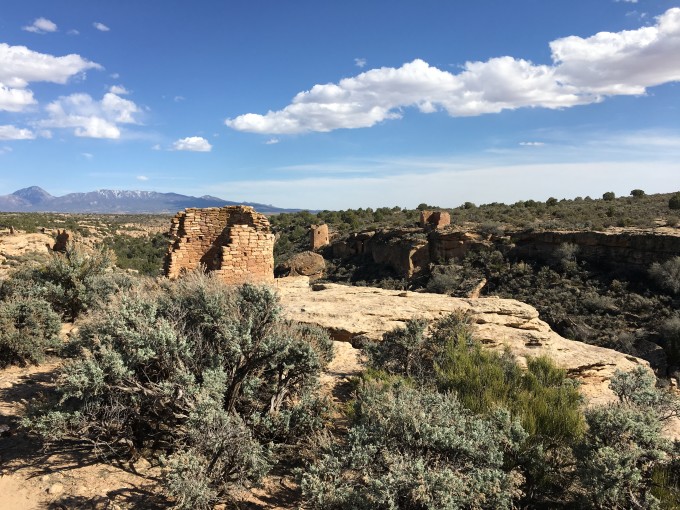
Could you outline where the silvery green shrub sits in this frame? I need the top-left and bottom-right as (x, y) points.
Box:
(25, 271), (333, 509)
(301, 380), (526, 510)
(0, 297), (61, 367)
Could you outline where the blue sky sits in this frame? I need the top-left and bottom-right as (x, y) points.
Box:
(0, 1), (679, 209)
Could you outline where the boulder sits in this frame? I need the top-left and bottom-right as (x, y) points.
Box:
(277, 251), (326, 280)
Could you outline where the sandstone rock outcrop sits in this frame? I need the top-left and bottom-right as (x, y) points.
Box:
(331, 228), (430, 278)
(329, 227), (494, 278)
(0, 232), (53, 278)
(165, 205), (275, 284)
(277, 251), (326, 280)
(511, 229), (680, 271)
(275, 277), (649, 406)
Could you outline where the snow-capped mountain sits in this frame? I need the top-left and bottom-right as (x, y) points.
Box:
(0, 187), (298, 214)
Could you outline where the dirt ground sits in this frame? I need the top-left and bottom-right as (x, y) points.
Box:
(0, 342), (362, 510)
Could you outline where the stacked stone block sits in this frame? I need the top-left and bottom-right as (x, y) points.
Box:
(164, 205), (275, 284)
(419, 210), (451, 229)
(310, 224), (329, 250)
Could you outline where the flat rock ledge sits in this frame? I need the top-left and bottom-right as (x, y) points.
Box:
(274, 277), (648, 408)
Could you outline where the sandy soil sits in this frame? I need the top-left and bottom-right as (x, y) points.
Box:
(0, 342), (362, 510)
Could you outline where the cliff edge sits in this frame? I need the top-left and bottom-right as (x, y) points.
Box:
(275, 277), (649, 407)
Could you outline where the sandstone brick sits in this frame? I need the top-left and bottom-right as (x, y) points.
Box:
(164, 205), (274, 284)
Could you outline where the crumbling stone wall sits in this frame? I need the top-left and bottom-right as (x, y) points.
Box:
(420, 210), (451, 229)
(164, 205), (275, 284)
(52, 229), (70, 252)
(310, 224), (329, 250)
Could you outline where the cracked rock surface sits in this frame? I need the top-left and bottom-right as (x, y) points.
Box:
(275, 277), (648, 407)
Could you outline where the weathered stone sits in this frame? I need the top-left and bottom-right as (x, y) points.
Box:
(310, 224), (329, 250)
(275, 277), (650, 407)
(48, 482), (64, 495)
(278, 251), (326, 279)
(52, 229), (70, 252)
(420, 210), (451, 229)
(511, 229), (680, 271)
(164, 206), (274, 285)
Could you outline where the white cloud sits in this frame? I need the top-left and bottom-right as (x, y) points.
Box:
(0, 125), (36, 140)
(39, 91), (141, 139)
(137, 175), (149, 181)
(67, 29), (79, 36)
(0, 43), (101, 85)
(151, 144), (161, 150)
(93, 22), (110, 32)
(109, 85), (129, 95)
(265, 138), (279, 145)
(519, 141), (545, 146)
(22, 17), (58, 34)
(550, 8), (680, 95)
(0, 43), (101, 112)
(0, 83), (36, 111)
(354, 58), (367, 68)
(81, 152), (93, 159)
(173, 136), (212, 152)
(0, 146), (12, 155)
(226, 8), (680, 134)
(615, 0), (638, 3)
(110, 73), (120, 79)
(173, 95), (185, 102)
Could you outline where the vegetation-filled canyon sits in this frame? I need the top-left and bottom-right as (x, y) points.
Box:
(0, 190), (679, 509)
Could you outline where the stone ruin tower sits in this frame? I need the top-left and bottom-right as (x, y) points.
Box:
(309, 224), (329, 251)
(419, 210), (451, 229)
(164, 205), (275, 285)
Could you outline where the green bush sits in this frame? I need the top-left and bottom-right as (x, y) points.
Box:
(631, 189), (646, 198)
(602, 191), (616, 201)
(359, 314), (585, 505)
(1, 243), (131, 321)
(575, 368), (680, 509)
(0, 297), (61, 367)
(301, 381), (526, 510)
(104, 232), (167, 275)
(25, 272), (333, 509)
(649, 257), (680, 295)
(669, 193), (680, 210)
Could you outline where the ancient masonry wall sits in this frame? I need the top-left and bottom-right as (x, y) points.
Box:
(310, 224), (329, 250)
(164, 205), (275, 284)
(419, 210), (451, 229)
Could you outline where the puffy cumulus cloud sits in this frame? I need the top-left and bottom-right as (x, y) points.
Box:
(0, 83), (36, 112)
(22, 17), (58, 34)
(550, 8), (680, 95)
(0, 43), (101, 112)
(226, 59), (583, 134)
(0, 43), (101, 88)
(0, 125), (35, 140)
(93, 22), (110, 32)
(39, 91), (141, 139)
(227, 8), (680, 134)
(173, 136), (212, 152)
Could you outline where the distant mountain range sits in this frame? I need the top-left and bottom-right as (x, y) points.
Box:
(0, 187), (302, 214)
